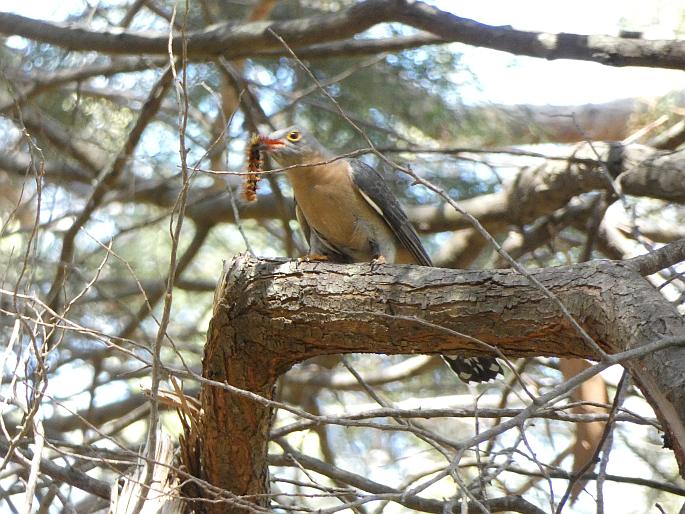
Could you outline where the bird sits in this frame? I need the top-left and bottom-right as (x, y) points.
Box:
(258, 126), (503, 384)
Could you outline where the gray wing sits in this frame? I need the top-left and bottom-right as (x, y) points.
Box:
(349, 159), (432, 266)
(294, 201), (311, 246)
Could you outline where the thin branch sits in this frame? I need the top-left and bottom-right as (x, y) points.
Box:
(44, 65), (174, 331)
(0, 440), (111, 499)
(626, 238), (685, 276)
(271, 445), (547, 514)
(133, 7), (190, 513)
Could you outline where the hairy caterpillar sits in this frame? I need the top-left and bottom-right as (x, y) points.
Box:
(244, 133), (264, 202)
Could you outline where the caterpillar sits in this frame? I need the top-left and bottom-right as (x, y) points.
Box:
(244, 133), (263, 202)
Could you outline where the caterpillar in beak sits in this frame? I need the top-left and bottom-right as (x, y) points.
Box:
(244, 133), (263, 202)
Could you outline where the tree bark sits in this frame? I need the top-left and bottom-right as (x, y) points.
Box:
(199, 253), (685, 513)
(409, 142), (670, 233)
(5, 1), (685, 70)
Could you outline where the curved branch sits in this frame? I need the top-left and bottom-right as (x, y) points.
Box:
(3, 1), (685, 70)
(198, 254), (685, 512)
(410, 143), (685, 233)
(0, 2), (390, 57)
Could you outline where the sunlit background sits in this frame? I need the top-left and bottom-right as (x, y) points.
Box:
(1, 1), (685, 513)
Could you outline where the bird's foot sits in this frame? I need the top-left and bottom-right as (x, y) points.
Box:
(298, 253), (329, 262)
(370, 255), (386, 270)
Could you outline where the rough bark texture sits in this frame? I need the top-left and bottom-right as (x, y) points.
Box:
(200, 254), (685, 513)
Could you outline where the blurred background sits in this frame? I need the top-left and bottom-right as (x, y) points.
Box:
(1, 0), (685, 512)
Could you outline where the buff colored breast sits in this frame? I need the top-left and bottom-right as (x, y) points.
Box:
(286, 161), (399, 262)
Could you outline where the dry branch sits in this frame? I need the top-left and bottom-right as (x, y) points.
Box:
(269, 448), (547, 514)
(0, 440), (111, 499)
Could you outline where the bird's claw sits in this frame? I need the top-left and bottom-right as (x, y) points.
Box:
(370, 255), (386, 270)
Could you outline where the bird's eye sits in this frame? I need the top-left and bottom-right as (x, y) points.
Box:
(286, 130), (301, 142)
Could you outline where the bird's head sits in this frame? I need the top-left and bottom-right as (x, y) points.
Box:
(258, 126), (330, 168)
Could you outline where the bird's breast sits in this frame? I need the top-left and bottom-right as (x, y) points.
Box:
(288, 168), (395, 260)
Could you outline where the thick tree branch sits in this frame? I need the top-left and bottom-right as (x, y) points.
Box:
(0, 2), (389, 58)
(251, 34), (445, 59)
(3, 1), (685, 70)
(199, 253), (685, 512)
(393, 2), (685, 70)
(410, 143), (685, 233)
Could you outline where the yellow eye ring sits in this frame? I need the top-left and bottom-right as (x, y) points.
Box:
(286, 130), (301, 142)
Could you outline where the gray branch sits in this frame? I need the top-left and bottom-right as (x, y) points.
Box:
(3, 1), (685, 69)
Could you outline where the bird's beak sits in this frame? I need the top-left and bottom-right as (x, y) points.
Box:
(256, 136), (285, 152)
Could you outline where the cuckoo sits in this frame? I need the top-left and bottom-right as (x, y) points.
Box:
(259, 126), (503, 383)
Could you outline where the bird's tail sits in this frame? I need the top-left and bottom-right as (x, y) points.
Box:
(442, 355), (503, 383)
